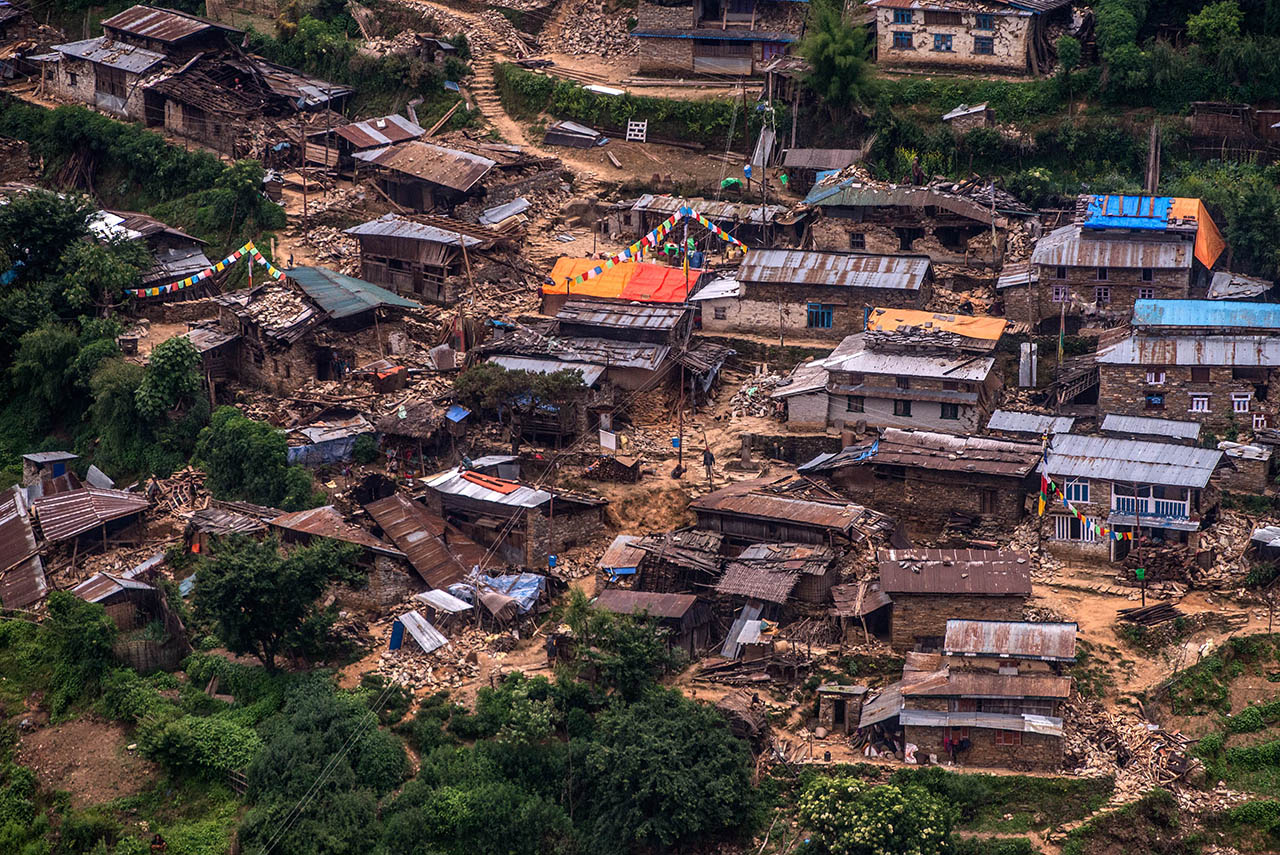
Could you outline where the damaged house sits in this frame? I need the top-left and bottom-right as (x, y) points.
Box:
(689, 479), (893, 548)
(631, 0), (805, 76)
(606, 195), (790, 248)
(102, 209), (212, 297)
(1039, 433), (1225, 561)
(543, 257), (707, 315)
(799, 428), (1041, 534)
(866, 0), (1075, 75)
(804, 174), (1018, 266)
(592, 589), (715, 657)
(689, 250), (933, 341)
(305, 112), (426, 172)
(1096, 300), (1280, 433)
(353, 140), (495, 212)
(715, 541), (842, 612)
(1004, 194), (1226, 330)
(772, 308), (1006, 433)
(421, 466), (606, 568)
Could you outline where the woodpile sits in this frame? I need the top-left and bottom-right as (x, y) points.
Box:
(149, 467), (209, 515)
(1063, 695), (1202, 800)
(1117, 602), (1185, 626)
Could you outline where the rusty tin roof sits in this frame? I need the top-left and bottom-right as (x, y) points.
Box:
(691, 481), (883, 536)
(738, 249), (931, 291)
(101, 5), (241, 42)
(593, 589), (704, 620)
(269, 505), (403, 557)
(33, 488), (150, 542)
(878, 548), (1031, 597)
(903, 670), (1072, 699)
(556, 299), (689, 332)
(352, 140), (495, 193)
(364, 493), (483, 588)
(944, 619), (1078, 662)
(332, 114), (425, 149)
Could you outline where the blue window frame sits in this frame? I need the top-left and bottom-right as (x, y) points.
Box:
(806, 303), (834, 329)
(1064, 479), (1090, 503)
(892, 30), (913, 49)
(893, 9), (912, 24)
(975, 13), (994, 29)
(932, 33), (953, 52)
(974, 35), (994, 54)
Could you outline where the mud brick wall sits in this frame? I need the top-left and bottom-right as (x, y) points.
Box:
(745, 431), (842, 464)
(810, 220), (904, 255)
(1098, 364), (1277, 434)
(527, 505), (606, 567)
(874, 8), (1031, 73)
(905, 725), (1064, 770)
(888, 593), (1026, 651)
(723, 281), (930, 341)
(637, 0), (695, 27)
(1216, 453), (1272, 495)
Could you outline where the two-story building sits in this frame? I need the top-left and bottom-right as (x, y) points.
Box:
(1004, 195), (1226, 330)
(866, 0), (1074, 75)
(632, 0), (806, 76)
(1039, 433), (1225, 561)
(1097, 300), (1280, 434)
(772, 308), (1006, 432)
(690, 250), (932, 341)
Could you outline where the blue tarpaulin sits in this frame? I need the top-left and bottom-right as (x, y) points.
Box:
(287, 435), (361, 466)
(446, 404), (471, 423)
(449, 572), (546, 614)
(1082, 195), (1173, 231)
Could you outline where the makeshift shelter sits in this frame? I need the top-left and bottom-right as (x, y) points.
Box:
(390, 609), (449, 654)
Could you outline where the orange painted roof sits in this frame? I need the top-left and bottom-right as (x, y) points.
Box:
(865, 308), (1008, 341)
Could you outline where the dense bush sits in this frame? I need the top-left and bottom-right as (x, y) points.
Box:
(798, 775), (954, 855)
(194, 406), (324, 511)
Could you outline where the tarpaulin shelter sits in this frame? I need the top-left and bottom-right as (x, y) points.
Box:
(542, 258), (704, 312)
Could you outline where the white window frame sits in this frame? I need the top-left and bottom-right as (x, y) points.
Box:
(1138, 287), (1155, 300)
(1232, 392), (1252, 414)
(1063, 478), (1089, 503)
(1145, 371), (1165, 385)
(1254, 414), (1268, 430)
(1052, 514), (1097, 543)
(1190, 394), (1211, 413)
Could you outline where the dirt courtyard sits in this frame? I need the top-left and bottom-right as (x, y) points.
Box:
(17, 717), (158, 808)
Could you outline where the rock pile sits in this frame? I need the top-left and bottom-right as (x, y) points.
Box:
(730, 373), (783, 419)
(556, 0), (639, 57)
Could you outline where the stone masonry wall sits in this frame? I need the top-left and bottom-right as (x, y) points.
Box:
(832, 469), (1026, 537)
(1012, 265), (1190, 326)
(889, 593), (1026, 651)
(874, 7), (1031, 73)
(905, 725), (1064, 771)
(1098, 363), (1277, 435)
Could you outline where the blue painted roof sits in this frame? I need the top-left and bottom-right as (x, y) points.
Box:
(445, 404), (471, 423)
(1082, 195), (1173, 231)
(286, 266), (421, 320)
(1132, 299), (1280, 330)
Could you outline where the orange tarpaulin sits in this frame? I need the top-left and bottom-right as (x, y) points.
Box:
(1169, 197), (1226, 270)
(543, 258), (703, 303)
(460, 470), (521, 494)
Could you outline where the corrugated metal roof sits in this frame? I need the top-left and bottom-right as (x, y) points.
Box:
(831, 580), (893, 617)
(32, 488), (150, 542)
(629, 194), (784, 226)
(1131, 299), (1280, 330)
(52, 36), (164, 72)
(364, 493), (482, 587)
(71, 571), (152, 604)
(1208, 271), (1271, 300)
(878, 548), (1031, 597)
(287, 265), (421, 319)
(0, 486), (43, 608)
(738, 249), (930, 291)
(332, 114), (424, 149)
(903, 670), (1072, 699)
(823, 429), (1040, 478)
(1031, 225), (1190, 269)
(425, 466), (553, 509)
(688, 276), (740, 301)
(556, 299), (688, 331)
(942, 102), (989, 120)
(352, 140), (495, 193)
(716, 561), (801, 604)
(1101, 414), (1200, 441)
(1097, 333), (1280, 367)
(1042, 433), (1223, 488)
(944, 619), (1078, 661)
(187, 506), (267, 536)
(344, 213), (486, 246)
(986, 410), (1075, 435)
(269, 505), (403, 556)
(804, 177), (996, 223)
(486, 355), (604, 387)
(396, 610), (448, 653)
(0, 553), (46, 609)
(593, 589), (703, 620)
(180, 326), (238, 353)
(22, 451), (78, 463)
(898, 709), (1064, 737)
(782, 148), (861, 170)
(1219, 440), (1271, 461)
(414, 588), (473, 613)
(691, 481), (883, 535)
(599, 534), (645, 570)
(479, 197), (530, 225)
(101, 4), (240, 42)
(827, 343), (995, 383)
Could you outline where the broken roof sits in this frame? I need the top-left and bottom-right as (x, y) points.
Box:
(179, 326), (238, 353)
(71, 571), (152, 604)
(944, 619), (1078, 662)
(1208, 271), (1272, 300)
(805, 176), (998, 224)
(364, 493), (485, 588)
(1041, 434), (1223, 488)
(878, 548), (1031, 597)
(269, 505), (403, 556)
(51, 36), (164, 72)
(738, 249), (930, 292)
(1032, 224), (1191, 269)
(986, 410), (1075, 436)
(942, 102), (990, 121)
(1080, 194), (1224, 269)
(353, 140), (495, 193)
(599, 534), (646, 571)
(831, 580), (893, 617)
(187, 505), (268, 536)
(593, 589), (705, 620)
(213, 285), (322, 343)
(1101, 413), (1200, 442)
(691, 480), (888, 538)
(344, 213), (489, 247)
(902, 668), (1072, 699)
(781, 148), (862, 170)
(331, 113), (425, 149)
(0, 487), (45, 608)
(800, 429), (1040, 478)
(626, 194), (785, 226)
(101, 4), (242, 43)
(395, 609), (448, 654)
(32, 487), (150, 542)
(823, 333), (996, 383)
(424, 467), (606, 510)
(1096, 333), (1280, 367)
(556, 299), (688, 332)
(287, 265), (421, 320)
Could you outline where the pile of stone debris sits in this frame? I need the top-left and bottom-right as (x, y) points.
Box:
(556, 0), (639, 57)
(730, 373), (783, 419)
(1063, 695), (1203, 801)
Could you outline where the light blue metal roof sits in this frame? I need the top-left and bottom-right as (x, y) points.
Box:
(445, 404), (471, 423)
(1082, 195), (1173, 231)
(1131, 299), (1280, 330)
(286, 266), (421, 319)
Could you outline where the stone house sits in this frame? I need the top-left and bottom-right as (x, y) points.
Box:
(798, 429), (1041, 536)
(421, 466), (607, 568)
(1039, 433), (1225, 562)
(804, 175), (1015, 266)
(942, 102), (994, 132)
(345, 213), (505, 305)
(690, 479), (894, 548)
(1099, 414), (1201, 446)
(1216, 442), (1273, 495)
(715, 542), (841, 609)
(772, 309), (1007, 433)
(43, 37), (164, 119)
(984, 410), (1075, 440)
(100, 5), (242, 60)
(689, 249), (932, 341)
(866, 0), (1073, 75)
(875, 548), (1032, 652)
(1096, 300), (1280, 434)
(1003, 195), (1226, 330)
(632, 0), (805, 76)
(817, 684), (868, 736)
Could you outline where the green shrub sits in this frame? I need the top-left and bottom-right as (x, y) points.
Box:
(351, 433), (379, 465)
(139, 714), (263, 776)
(1196, 731), (1224, 758)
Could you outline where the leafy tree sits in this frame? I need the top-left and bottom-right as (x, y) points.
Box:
(1189, 1), (1244, 53)
(562, 590), (678, 700)
(581, 689), (757, 853)
(194, 535), (361, 670)
(380, 778), (572, 855)
(797, 775), (955, 855)
(454, 363), (587, 424)
(1057, 35), (1082, 76)
(39, 591), (118, 715)
(11, 320), (120, 433)
(135, 336), (202, 420)
(800, 0), (874, 122)
(351, 433), (379, 465)
(56, 238), (151, 316)
(0, 189), (94, 287)
(194, 406), (322, 510)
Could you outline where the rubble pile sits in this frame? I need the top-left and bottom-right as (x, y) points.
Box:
(374, 619), (537, 689)
(149, 467), (209, 515)
(556, 0), (639, 57)
(1063, 695), (1202, 800)
(303, 225), (360, 274)
(730, 374), (783, 419)
(478, 10), (540, 57)
(1007, 516), (1063, 581)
